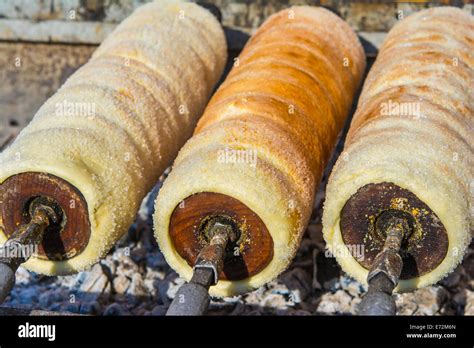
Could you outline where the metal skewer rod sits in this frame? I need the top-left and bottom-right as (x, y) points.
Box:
(166, 219), (238, 316)
(357, 212), (410, 316)
(0, 197), (59, 303)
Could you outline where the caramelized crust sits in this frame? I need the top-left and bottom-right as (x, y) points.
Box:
(154, 6), (365, 297)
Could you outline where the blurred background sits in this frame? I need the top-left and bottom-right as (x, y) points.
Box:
(0, 0), (472, 143)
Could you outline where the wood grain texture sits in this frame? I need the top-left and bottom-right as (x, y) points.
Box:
(340, 182), (448, 279)
(169, 192), (273, 280)
(0, 172), (90, 261)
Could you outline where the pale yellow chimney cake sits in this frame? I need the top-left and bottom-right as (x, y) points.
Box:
(322, 7), (473, 292)
(0, 0), (227, 275)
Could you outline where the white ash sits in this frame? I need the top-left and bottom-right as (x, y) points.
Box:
(2, 183), (472, 316)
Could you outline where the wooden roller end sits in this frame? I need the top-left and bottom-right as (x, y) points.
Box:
(340, 182), (448, 279)
(169, 192), (274, 281)
(0, 172), (91, 261)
